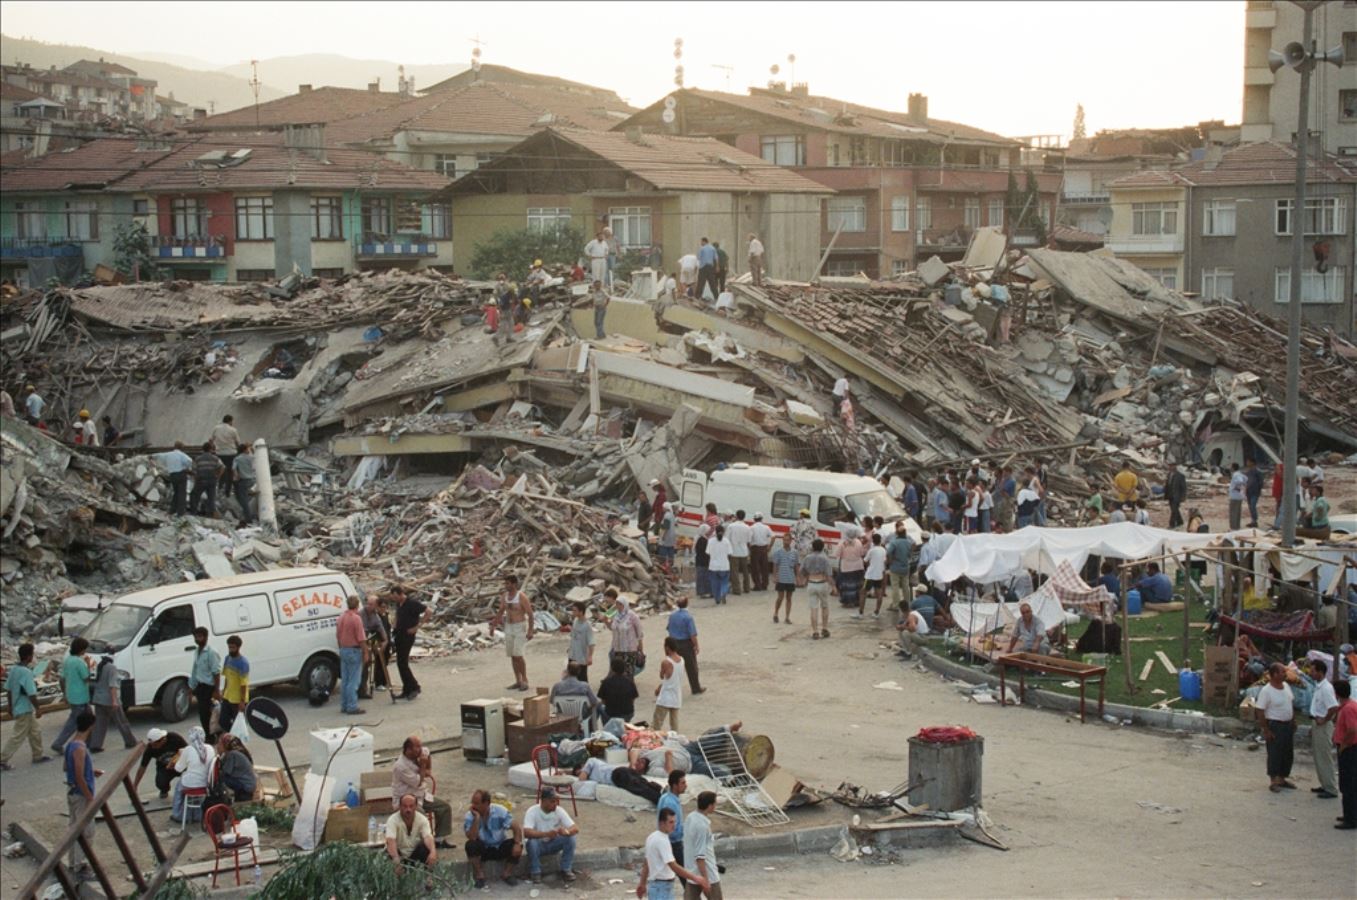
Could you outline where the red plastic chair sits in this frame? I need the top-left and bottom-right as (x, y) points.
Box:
(529, 744), (579, 816)
(203, 803), (259, 888)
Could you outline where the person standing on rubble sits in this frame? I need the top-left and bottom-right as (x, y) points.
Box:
(100, 415), (120, 447)
(495, 273), (518, 346)
(585, 232), (610, 286)
(608, 589), (645, 678)
(231, 442), (256, 524)
(496, 573), (535, 692)
(73, 409), (99, 446)
(695, 238), (718, 303)
(22, 384), (44, 426)
(391, 586), (430, 701)
(678, 252), (699, 299)
(525, 259), (549, 307)
(726, 511), (752, 596)
(1033, 459), (1050, 526)
(747, 233), (765, 287)
(713, 241), (729, 295)
(211, 415), (241, 494)
(587, 280), (610, 340)
(0, 387), (14, 420)
(1164, 461), (1188, 530)
(190, 442), (225, 517)
(156, 441), (194, 516)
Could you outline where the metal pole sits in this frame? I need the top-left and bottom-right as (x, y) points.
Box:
(1280, 4), (1314, 548)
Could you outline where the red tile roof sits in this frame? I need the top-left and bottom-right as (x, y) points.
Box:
(624, 87), (1018, 147)
(447, 128), (831, 196)
(422, 63), (623, 98)
(67, 59), (139, 77)
(0, 138), (178, 191)
(1111, 141), (1357, 190)
(190, 86), (408, 131)
(1, 81), (44, 102)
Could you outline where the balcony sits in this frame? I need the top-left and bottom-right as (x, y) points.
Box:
(151, 234), (228, 260)
(917, 226), (975, 251)
(1060, 191), (1110, 205)
(1106, 234), (1184, 255)
(354, 232), (439, 258)
(0, 237), (83, 259)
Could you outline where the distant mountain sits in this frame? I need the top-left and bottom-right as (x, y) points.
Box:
(0, 33), (283, 111)
(129, 50), (231, 70)
(216, 54), (467, 96)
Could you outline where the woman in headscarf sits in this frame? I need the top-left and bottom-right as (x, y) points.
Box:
(215, 733), (257, 802)
(694, 524), (712, 598)
(171, 726), (216, 823)
(608, 589), (645, 679)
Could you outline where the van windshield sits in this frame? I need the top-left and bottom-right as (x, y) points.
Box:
(846, 490), (905, 521)
(81, 605), (151, 653)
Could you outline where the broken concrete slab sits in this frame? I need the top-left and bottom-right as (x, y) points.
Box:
(661, 304), (804, 363)
(961, 226), (1007, 271)
(917, 255), (950, 287)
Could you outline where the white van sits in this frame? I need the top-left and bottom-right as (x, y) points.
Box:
(675, 464), (922, 546)
(78, 567), (357, 722)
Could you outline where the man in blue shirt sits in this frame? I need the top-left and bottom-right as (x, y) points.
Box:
(886, 522), (914, 613)
(930, 478), (950, 529)
(187, 627), (221, 736)
(666, 597), (703, 695)
(695, 238), (718, 303)
(1136, 563), (1174, 604)
(464, 789), (524, 889)
(1, 643), (51, 769)
(657, 770), (686, 883)
(156, 441), (195, 516)
(902, 475), (921, 523)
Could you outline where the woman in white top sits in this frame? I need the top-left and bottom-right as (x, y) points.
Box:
(963, 482), (981, 534)
(1255, 662), (1296, 792)
(860, 534), (888, 619)
(652, 638), (685, 734)
(706, 526), (733, 606)
(171, 725), (216, 822)
(979, 484), (994, 533)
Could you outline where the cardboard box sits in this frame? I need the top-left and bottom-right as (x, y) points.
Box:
(759, 765), (806, 810)
(323, 801), (388, 844)
(360, 770), (391, 805)
(523, 694), (551, 728)
(1202, 645), (1237, 710)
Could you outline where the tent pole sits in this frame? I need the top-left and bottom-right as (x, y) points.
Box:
(1182, 551), (1192, 671)
(1120, 562), (1133, 694)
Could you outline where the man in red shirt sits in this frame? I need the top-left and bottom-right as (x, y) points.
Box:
(1333, 680), (1357, 830)
(336, 596), (367, 716)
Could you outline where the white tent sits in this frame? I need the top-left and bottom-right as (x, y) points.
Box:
(924, 522), (1230, 586)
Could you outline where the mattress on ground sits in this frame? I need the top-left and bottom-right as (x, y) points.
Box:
(505, 762), (719, 808)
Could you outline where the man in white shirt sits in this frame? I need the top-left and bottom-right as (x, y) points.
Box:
(1309, 659), (1340, 798)
(639, 807), (707, 900)
(748, 513), (773, 592)
(831, 376), (850, 416)
(861, 533), (888, 619)
(1227, 463), (1247, 531)
(522, 789), (578, 885)
(678, 254), (699, 298)
(655, 272), (678, 303)
(211, 415), (242, 494)
(1256, 662), (1296, 792)
(584, 232), (610, 286)
(386, 792), (437, 877)
(726, 511), (752, 596)
(683, 791), (722, 900)
(74, 410), (99, 446)
(747, 233), (765, 287)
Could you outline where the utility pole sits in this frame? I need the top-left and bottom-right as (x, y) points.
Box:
(249, 59), (261, 128)
(1268, 1), (1345, 546)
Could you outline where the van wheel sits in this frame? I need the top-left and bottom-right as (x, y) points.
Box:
(159, 678), (191, 722)
(300, 655), (338, 695)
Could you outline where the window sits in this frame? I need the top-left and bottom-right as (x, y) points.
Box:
(1344, 32), (1357, 64)
(988, 199), (1004, 229)
(760, 134), (806, 166)
(608, 206), (651, 248)
(139, 604), (195, 647)
(1275, 197), (1347, 235)
(1131, 202), (1178, 236)
(14, 201), (46, 239)
(824, 259), (865, 277)
(170, 198), (206, 238)
(362, 197), (391, 236)
(890, 196), (909, 232)
(1275, 266), (1346, 303)
(891, 260), (912, 275)
(963, 198), (981, 229)
(1141, 267), (1178, 289)
(425, 202), (450, 239)
(1344, 90), (1357, 122)
(132, 198), (150, 216)
(208, 594), (273, 635)
(827, 196), (866, 233)
(234, 196), (273, 240)
(432, 153), (458, 177)
(681, 480), (704, 509)
(817, 495), (846, 526)
(1200, 267), (1234, 300)
(882, 141), (912, 167)
(235, 268), (275, 282)
(1202, 200), (1236, 236)
(310, 196), (343, 239)
(771, 491), (810, 520)
(313, 267), (345, 279)
(474, 152), (502, 167)
(61, 200), (97, 240)
(916, 195), (932, 231)
(527, 207), (573, 232)
(1038, 202), (1051, 225)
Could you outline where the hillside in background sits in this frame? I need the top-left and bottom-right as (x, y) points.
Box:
(217, 54), (466, 95)
(0, 33), (285, 111)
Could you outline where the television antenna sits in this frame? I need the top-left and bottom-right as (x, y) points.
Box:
(711, 63), (733, 90)
(249, 59), (261, 127)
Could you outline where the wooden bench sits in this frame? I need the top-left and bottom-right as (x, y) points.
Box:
(996, 652), (1107, 723)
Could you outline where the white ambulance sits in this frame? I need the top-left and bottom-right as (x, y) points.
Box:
(674, 464), (922, 545)
(78, 567), (357, 722)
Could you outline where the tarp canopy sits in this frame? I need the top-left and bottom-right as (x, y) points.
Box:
(951, 560), (1116, 636)
(925, 522), (1228, 585)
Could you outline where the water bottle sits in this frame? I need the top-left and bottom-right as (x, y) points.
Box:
(368, 815), (378, 843)
(253, 864), (262, 886)
(345, 781), (359, 809)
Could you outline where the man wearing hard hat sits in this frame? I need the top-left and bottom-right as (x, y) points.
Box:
(73, 409), (99, 447)
(524, 259), (549, 308)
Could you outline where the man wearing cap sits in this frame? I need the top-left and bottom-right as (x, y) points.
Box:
(748, 513), (773, 592)
(22, 385), (45, 426)
(133, 728), (187, 798)
(524, 259), (548, 307)
(726, 511), (752, 596)
(74, 410), (99, 446)
(522, 787), (578, 885)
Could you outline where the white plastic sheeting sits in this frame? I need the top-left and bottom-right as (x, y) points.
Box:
(925, 522), (1229, 585)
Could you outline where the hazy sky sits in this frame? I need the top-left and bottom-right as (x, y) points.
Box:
(1, 1), (1246, 138)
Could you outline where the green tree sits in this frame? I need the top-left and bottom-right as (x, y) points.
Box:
(468, 224), (585, 280)
(1072, 103), (1086, 140)
(112, 221), (160, 281)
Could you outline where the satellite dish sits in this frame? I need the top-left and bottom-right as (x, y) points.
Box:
(770, 64), (780, 75)
(661, 108), (676, 124)
(664, 96), (677, 110)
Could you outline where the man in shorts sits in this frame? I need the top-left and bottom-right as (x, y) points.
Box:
(769, 533), (800, 624)
(801, 539), (836, 640)
(495, 573), (534, 691)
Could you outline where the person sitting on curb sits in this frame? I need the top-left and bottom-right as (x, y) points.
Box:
(464, 788), (524, 889)
(385, 793), (436, 886)
(522, 788), (579, 885)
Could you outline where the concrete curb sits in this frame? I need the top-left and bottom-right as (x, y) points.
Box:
(908, 638), (1261, 736)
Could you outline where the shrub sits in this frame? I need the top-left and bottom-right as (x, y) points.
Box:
(468, 225), (584, 280)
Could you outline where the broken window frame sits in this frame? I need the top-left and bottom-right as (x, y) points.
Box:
(310, 195), (344, 240)
(1140, 267), (1178, 290)
(889, 197), (909, 232)
(608, 206), (651, 249)
(760, 134), (806, 167)
(1341, 88), (1357, 121)
(527, 207), (573, 233)
(235, 268), (276, 282)
(827, 195), (867, 233)
(170, 197), (208, 239)
(1201, 199), (1236, 236)
(63, 199), (98, 241)
(1200, 267), (1234, 300)
(234, 195), (274, 241)
(1274, 266), (1345, 304)
(1274, 197), (1346, 236)
(1131, 202), (1178, 237)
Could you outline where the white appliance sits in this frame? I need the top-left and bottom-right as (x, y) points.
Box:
(461, 699), (506, 761)
(309, 726), (374, 803)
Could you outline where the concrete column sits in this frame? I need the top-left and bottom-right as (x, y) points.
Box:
(252, 438), (278, 537)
